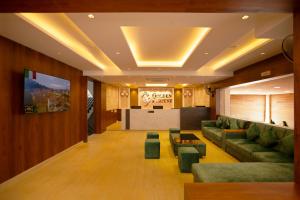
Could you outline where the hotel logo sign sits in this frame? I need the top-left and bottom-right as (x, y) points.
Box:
(138, 88), (174, 109)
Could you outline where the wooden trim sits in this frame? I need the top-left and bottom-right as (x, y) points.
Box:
(80, 76), (88, 142)
(0, 0), (295, 12)
(211, 54), (293, 89)
(294, 11), (300, 184)
(184, 183), (299, 200)
(94, 80), (102, 133)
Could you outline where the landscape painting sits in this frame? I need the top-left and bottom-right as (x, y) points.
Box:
(24, 69), (70, 113)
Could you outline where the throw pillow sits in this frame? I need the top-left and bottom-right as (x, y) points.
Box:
(257, 127), (278, 147)
(221, 118), (230, 129)
(246, 124), (259, 140)
(238, 120), (245, 129)
(230, 119), (239, 130)
(216, 117), (223, 128)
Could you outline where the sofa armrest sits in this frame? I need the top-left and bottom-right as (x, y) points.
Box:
(222, 129), (247, 139)
(201, 120), (216, 128)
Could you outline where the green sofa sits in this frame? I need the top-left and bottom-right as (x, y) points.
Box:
(195, 116), (295, 183)
(192, 162), (294, 182)
(225, 122), (294, 163)
(201, 116), (249, 148)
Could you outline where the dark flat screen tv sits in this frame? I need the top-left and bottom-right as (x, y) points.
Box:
(24, 69), (70, 113)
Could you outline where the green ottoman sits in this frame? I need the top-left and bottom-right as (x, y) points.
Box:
(145, 139), (160, 159)
(147, 132), (159, 139)
(178, 147), (199, 173)
(169, 128), (180, 133)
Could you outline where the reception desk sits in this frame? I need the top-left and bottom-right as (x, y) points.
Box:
(121, 107), (210, 130)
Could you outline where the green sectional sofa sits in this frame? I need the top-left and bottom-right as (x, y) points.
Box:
(225, 122), (294, 163)
(201, 116), (249, 148)
(192, 162), (294, 182)
(195, 115), (295, 182)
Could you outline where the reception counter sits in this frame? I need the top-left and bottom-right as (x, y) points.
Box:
(121, 107), (210, 130)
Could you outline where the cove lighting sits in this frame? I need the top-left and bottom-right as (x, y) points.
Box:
(145, 83), (168, 87)
(16, 13), (119, 71)
(121, 26), (211, 67)
(211, 38), (271, 71)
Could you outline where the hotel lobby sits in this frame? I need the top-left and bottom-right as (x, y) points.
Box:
(0, 1), (299, 200)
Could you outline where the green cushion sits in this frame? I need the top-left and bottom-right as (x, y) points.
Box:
(226, 139), (254, 146)
(237, 120), (245, 129)
(238, 143), (271, 153)
(253, 152), (293, 163)
(145, 139), (160, 159)
(221, 118), (230, 129)
(178, 147), (200, 172)
(255, 123), (266, 134)
(275, 134), (294, 156)
(192, 163), (294, 182)
(256, 127), (278, 147)
(229, 119), (239, 129)
(216, 117), (222, 128)
(169, 128), (180, 133)
(147, 132), (159, 139)
(246, 124), (259, 140)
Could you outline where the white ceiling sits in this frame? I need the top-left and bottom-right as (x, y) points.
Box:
(230, 74), (294, 95)
(0, 12), (293, 87)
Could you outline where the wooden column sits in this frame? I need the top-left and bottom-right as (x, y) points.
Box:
(294, 12), (300, 184)
(80, 76), (88, 142)
(94, 80), (103, 133)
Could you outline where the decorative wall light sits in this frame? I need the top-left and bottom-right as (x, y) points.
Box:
(120, 90), (129, 97)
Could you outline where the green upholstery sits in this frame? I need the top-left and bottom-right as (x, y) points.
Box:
(192, 163), (294, 182)
(147, 132), (159, 139)
(202, 127), (223, 147)
(256, 127), (277, 147)
(201, 117), (249, 148)
(216, 118), (222, 128)
(225, 121), (294, 163)
(275, 134), (294, 156)
(246, 124), (260, 140)
(229, 118), (239, 129)
(178, 147), (200, 173)
(252, 152), (293, 163)
(145, 139), (160, 159)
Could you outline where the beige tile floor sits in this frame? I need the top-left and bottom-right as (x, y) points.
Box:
(0, 130), (238, 200)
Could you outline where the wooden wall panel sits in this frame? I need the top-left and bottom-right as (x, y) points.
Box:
(0, 0), (294, 12)
(270, 94), (294, 128)
(294, 12), (300, 184)
(230, 95), (266, 122)
(194, 86), (210, 107)
(174, 89), (182, 108)
(212, 54), (293, 89)
(94, 82), (119, 133)
(130, 88), (138, 107)
(0, 36), (85, 183)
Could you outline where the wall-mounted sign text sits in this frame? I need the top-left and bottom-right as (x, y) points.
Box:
(138, 88), (174, 109)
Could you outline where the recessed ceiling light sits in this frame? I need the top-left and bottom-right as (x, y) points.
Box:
(182, 83), (188, 87)
(284, 90), (292, 93)
(260, 52), (265, 55)
(204, 52), (209, 55)
(116, 51), (120, 55)
(88, 14), (94, 19)
(242, 15), (249, 20)
(274, 86), (281, 89)
(125, 83), (130, 87)
(145, 83), (168, 87)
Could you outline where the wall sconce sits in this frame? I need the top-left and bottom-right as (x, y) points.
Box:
(183, 91), (192, 97)
(120, 91), (129, 97)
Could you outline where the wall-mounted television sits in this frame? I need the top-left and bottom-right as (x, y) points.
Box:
(24, 69), (70, 113)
